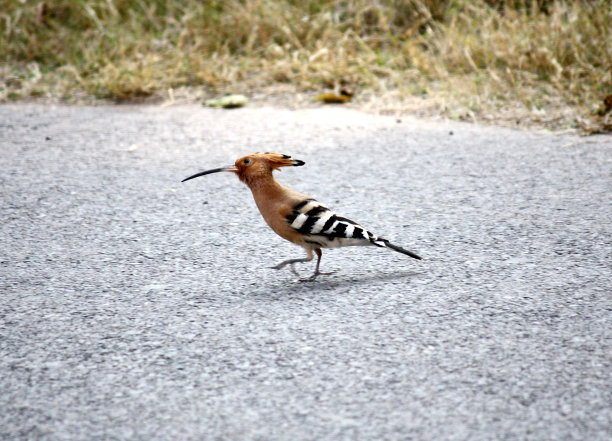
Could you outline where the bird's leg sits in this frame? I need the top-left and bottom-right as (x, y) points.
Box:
(270, 257), (312, 270)
(271, 249), (314, 278)
(300, 249), (335, 282)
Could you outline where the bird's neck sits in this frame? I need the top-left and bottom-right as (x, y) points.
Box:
(244, 173), (286, 199)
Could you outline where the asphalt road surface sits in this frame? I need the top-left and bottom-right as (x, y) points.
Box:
(1, 104), (610, 440)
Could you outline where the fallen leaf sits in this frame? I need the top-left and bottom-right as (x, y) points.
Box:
(314, 90), (352, 104)
(205, 94), (248, 108)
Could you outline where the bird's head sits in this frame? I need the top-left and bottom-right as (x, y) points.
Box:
(182, 152), (305, 184)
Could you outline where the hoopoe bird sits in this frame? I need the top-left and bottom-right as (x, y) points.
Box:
(182, 152), (422, 281)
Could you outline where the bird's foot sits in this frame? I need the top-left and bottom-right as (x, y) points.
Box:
(299, 270), (336, 283)
(269, 262), (305, 277)
(290, 264), (301, 278)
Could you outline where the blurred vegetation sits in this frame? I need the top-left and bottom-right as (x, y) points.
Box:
(1, 0), (610, 131)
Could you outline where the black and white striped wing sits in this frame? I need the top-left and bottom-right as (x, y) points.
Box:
(286, 199), (378, 248)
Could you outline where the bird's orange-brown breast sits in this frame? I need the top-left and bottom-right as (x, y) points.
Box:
(246, 177), (311, 247)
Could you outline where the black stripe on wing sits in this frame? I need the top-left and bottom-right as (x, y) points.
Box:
(333, 222), (347, 237)
(286, 199), (373, 242)
(352, 226), (368, 240)
(335, 216), (358, 225)
(321, 215), (336, 232)
(295, 205), (329, 234)
(293, 199), (315, 211)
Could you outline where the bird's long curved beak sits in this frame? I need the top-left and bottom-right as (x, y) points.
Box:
(181, 166), (238, 182)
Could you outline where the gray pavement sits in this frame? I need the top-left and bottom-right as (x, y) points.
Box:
(1, 104), (610, 440)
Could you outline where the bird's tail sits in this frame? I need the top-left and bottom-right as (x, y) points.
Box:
(374, 239), (422, 260)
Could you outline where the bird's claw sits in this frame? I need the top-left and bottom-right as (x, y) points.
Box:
(270, 263), (302, 277)
(299, 270), (336, 283)
(290, 264), (301, 278)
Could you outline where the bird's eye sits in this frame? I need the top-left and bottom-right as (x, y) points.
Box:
(243, 158), (251, 165)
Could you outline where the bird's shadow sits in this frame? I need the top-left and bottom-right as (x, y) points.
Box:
(251, 268), (423, 299)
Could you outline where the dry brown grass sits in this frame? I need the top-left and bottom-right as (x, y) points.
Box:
(1, 0), (610, 131)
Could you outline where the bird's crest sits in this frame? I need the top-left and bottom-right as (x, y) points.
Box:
(237, 152), (304, 171)
(232, 152), (304, 183)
